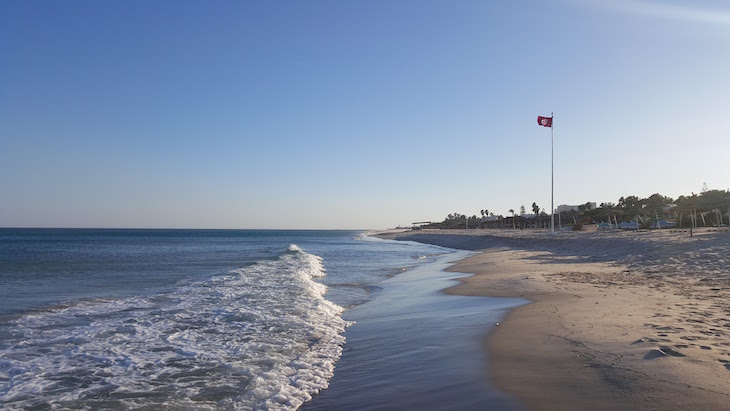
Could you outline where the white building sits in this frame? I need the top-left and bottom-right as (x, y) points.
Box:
(556, 203), (596, 214)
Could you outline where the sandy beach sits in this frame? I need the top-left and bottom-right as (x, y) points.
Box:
(377, 228), (730, 410)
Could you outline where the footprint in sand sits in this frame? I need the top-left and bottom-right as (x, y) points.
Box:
(632, 338), (658, 345)
(660, 347), (686, 357)
(644, 350), (668, 360)
(643, 347), (686, 360)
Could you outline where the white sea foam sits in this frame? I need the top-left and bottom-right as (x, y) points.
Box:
(0, 246), (351, 410)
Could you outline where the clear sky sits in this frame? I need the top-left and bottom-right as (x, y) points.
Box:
(1, 0), (729, 229)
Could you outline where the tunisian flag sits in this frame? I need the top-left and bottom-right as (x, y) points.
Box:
(537, 116), (553, 127)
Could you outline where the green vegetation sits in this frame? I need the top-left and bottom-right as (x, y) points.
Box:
(425, 213), (482, 229)
(421, 187), (730, 229)
(583, 190), (730, 228)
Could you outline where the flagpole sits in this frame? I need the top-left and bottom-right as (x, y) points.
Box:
(551, 112), (554, 234)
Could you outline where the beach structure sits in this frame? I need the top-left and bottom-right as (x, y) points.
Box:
(411, 221), (432, 229)
(618, 221), (639, 230)
(481, 215), (499, 223)
(557, 203), (597, 213)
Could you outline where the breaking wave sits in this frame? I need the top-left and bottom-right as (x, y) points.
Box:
(0, 245), (350, 410)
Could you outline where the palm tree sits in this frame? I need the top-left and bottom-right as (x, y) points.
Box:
(509, 209), (515, 229)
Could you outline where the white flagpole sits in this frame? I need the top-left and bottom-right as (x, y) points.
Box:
(551, 112), (554, 234)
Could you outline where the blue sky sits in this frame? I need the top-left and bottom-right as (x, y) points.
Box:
(1, 0), (729, 229)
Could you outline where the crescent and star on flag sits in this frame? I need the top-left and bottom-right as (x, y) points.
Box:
(537, 115), (553, 128)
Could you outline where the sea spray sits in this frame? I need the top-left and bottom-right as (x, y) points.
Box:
(0, 245), (351, 410)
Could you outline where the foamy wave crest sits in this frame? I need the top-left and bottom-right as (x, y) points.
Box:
(0, 247), (351, 410)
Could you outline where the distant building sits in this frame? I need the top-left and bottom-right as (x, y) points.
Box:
(557, 203), (596, 214)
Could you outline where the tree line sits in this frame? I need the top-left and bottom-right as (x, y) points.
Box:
(421, 188), (730, 229)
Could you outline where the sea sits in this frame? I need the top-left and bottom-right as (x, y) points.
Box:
(0, 229), (524, 410)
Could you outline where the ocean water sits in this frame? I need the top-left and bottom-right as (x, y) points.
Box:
(0, 229), (452, 410)
(303, 251), (525, 411)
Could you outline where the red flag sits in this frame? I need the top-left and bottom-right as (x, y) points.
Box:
(537, 116), (552, 127)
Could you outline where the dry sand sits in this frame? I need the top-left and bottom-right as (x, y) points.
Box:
(376, 228), (730, 410)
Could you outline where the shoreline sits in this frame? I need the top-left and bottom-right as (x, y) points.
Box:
(303, 249), (524, 410)
(376, 228), (730, 410)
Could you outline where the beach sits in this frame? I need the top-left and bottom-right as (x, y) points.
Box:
(2, 229), (471, 410)
(303, 249), (524, 411)
(377, 228), (730, 410)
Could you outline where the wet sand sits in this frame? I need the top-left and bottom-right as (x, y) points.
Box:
(377, 228), (730, 410)
(303, 250), (524, 410)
